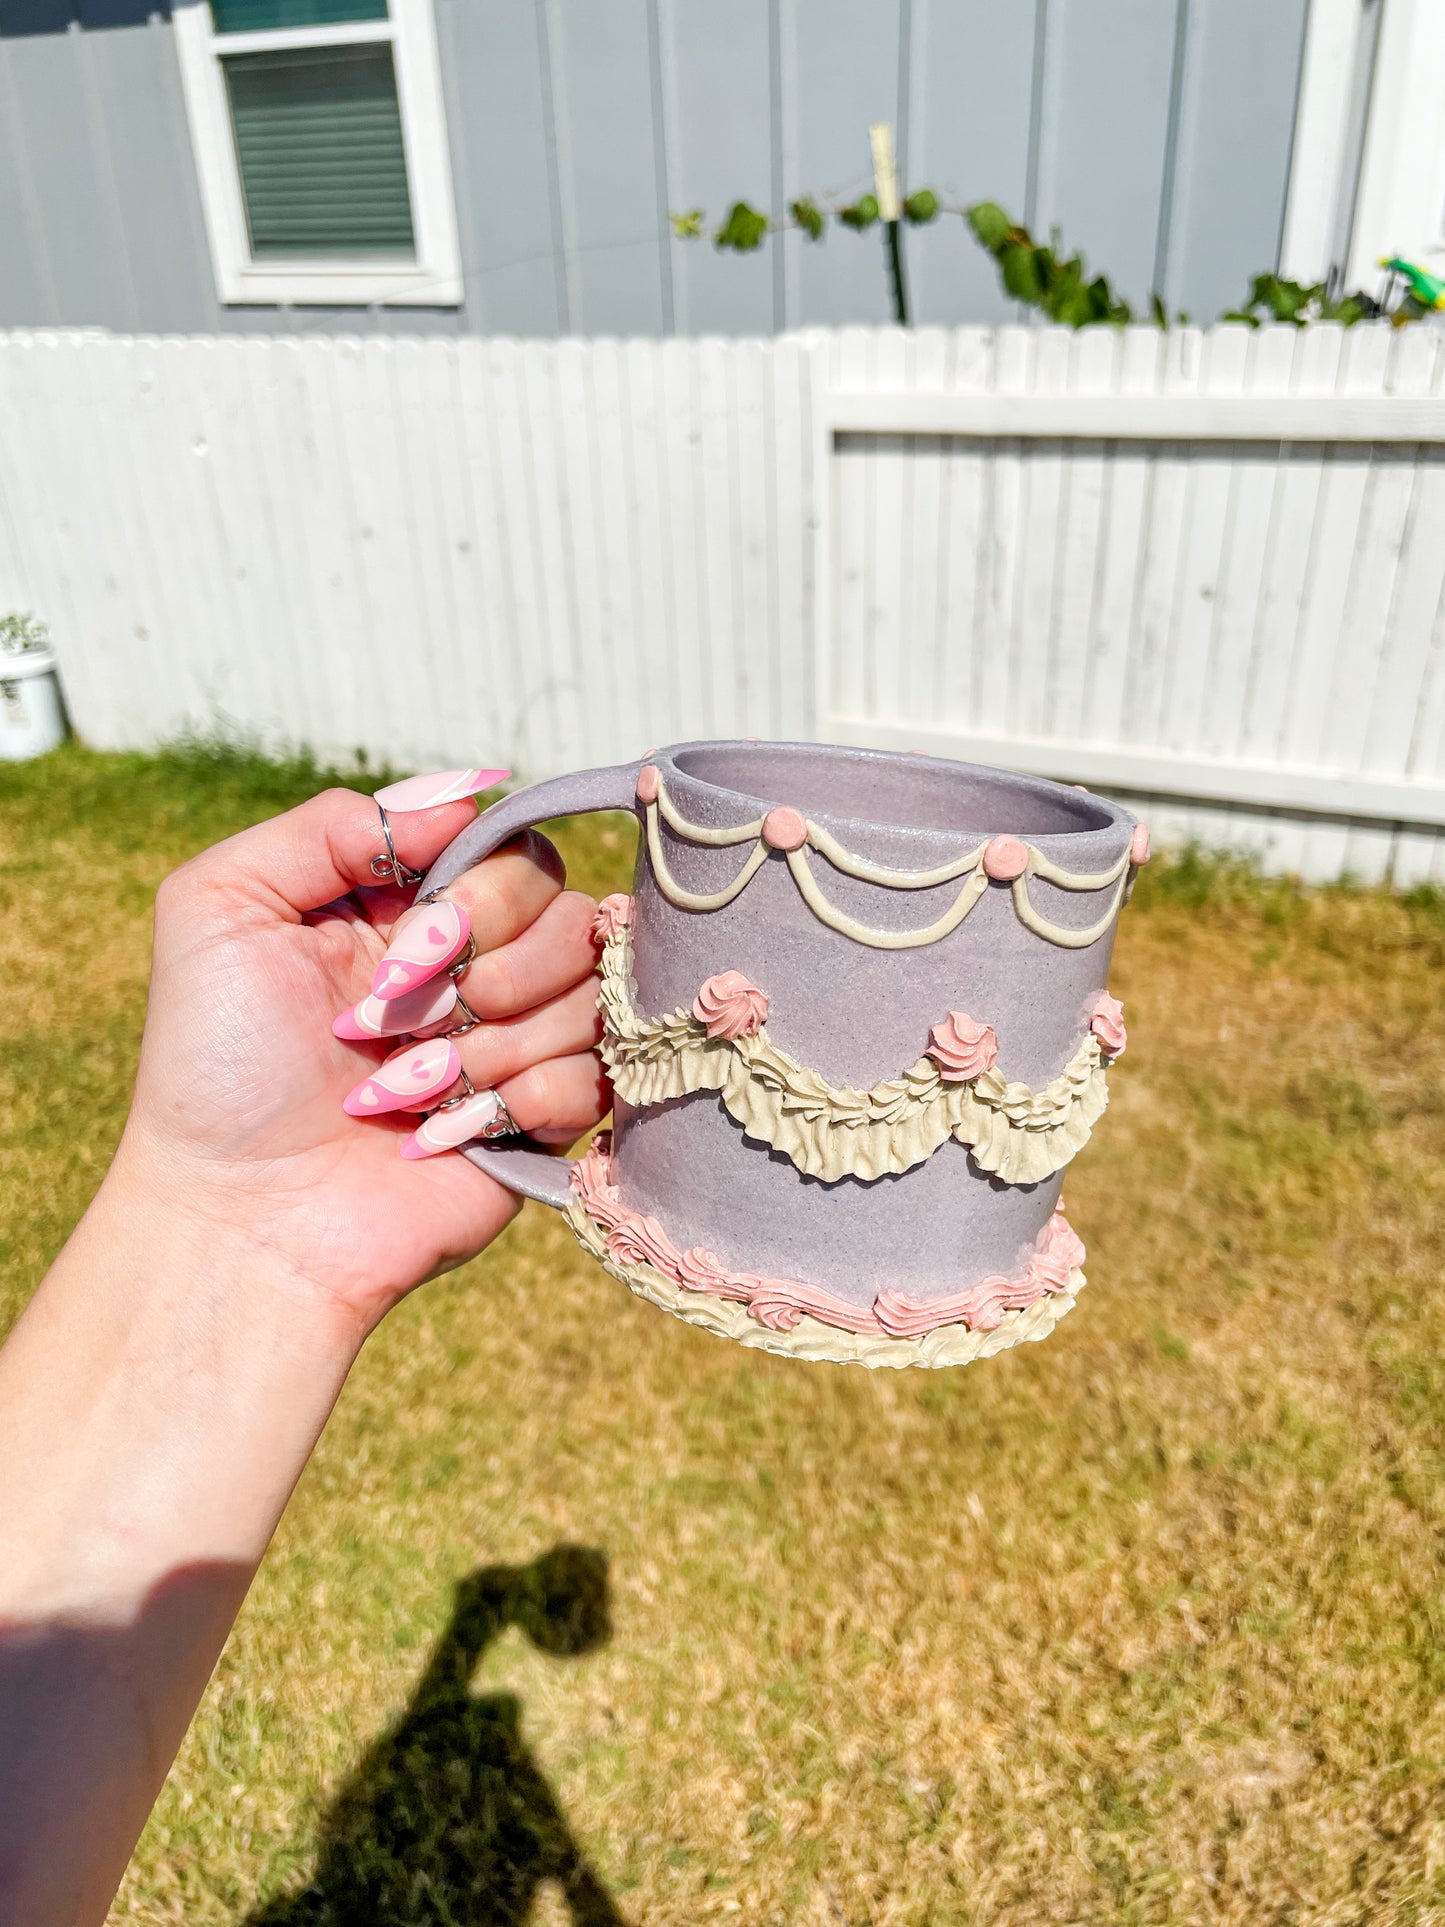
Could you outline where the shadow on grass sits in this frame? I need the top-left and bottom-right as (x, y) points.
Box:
(247, 1547), (627, 1926)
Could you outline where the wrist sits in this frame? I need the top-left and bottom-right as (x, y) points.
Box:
(1, 1154), (366, 1616)
(101, 1130), (372, 1360)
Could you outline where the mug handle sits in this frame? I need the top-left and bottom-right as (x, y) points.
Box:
(418, 759), (642, 1210)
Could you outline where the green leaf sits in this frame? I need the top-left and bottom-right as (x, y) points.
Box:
(1001, 241), (1044, 304)
(1271, 280), (1313, 321)
(1055, 284), (1096, 328)
(1102, 279), (1140, 323)
(902, 188), (939, 225)
(670, 208), (705, 240)
(967, 200), (1012, 252)
(1149, 291), (1168, 327)
(838, 194), (880, 231)
(714, 201), (769, 252)
(1327, 295), (1367, 326)
(790, 196), (826, 241)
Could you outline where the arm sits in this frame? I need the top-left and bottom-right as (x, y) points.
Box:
(0, 785), (608, 1925)
(0, 1170), (362, 1925)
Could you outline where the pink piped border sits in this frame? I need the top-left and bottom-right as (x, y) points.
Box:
(570, 1136), (1084, 1340)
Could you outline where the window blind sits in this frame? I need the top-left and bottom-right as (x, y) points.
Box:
(224, 44), (416, 258)
(210, 0), (387, 33)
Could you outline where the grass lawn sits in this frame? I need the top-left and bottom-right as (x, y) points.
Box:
(4, 742), (1445, 1926)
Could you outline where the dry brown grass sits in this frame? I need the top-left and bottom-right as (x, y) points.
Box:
(4, 746), (1445, 1925)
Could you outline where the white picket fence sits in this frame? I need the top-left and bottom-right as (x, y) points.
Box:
(3, 323), (1444, 884)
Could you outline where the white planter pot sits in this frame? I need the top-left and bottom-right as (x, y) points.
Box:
(0, 649), (67, 760)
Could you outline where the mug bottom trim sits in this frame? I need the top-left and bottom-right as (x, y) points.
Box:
(564, 1202), (1088, 1371)
(568, 1132), (1086, 1352)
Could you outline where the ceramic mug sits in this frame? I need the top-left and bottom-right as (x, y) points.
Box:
(423, 740), (1143, 1368)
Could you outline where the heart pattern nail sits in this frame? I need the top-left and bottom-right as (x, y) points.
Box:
(342, 1036), (461, 1117)
(333, 976), (459, 1042)
(370, 898), (471, 1002)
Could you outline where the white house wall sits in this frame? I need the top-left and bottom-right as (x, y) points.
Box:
(0, 0), (1310, 337)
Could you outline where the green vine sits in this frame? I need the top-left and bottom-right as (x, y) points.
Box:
(673, 192), (1403, 329)
(670, 187), (942, 252)
(1221, 272), (1382, 328)
(965, 202), (1135, 326)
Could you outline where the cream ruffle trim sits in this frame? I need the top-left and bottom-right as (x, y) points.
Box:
(565, 1202), (1087, 1370)
(598, 935), (1110, 1185)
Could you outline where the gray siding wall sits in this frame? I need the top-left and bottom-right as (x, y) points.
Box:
(0, 0), (1309, 336)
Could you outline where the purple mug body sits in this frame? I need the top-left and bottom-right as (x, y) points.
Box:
(424, 741), (1139, 1365)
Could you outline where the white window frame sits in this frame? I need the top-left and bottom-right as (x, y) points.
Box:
(1278, 0), (1376, 286)
(174, 0), (462, 307)
(1344, 0), (1445, 287)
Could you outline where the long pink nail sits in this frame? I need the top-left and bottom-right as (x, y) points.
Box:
(400, 1088), (508, 1159)
(373, 768), (510, 813)
(371, 900), (470, 1001)
(333, 977), (458, 1041)
(343, 1037), (460, 1117)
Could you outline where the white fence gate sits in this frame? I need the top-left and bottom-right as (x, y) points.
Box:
(2, 323), (1444, 884)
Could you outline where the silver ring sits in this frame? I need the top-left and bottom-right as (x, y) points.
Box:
(432, 1079), (519, 1139)
(435, 1068), (477, 1110)
(477, 1094), (519, 1139)
(447, 935), (476, 979)
(370, 804), (425, 889)
(442, 985), (482, 1035)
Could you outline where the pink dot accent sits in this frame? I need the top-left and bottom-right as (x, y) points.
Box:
(762, 806), (808, 852)
(636, 763), (661, 805)
(1130, 822), (1151, 865)
(983, 834), (1029, 882)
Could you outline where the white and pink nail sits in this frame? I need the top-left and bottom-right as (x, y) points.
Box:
(400, 1089), (509, 1160)
(343, 1037), (461, 1117)
(371, 900), (471, 1002)
(373, 768), (510, 813)
(333, 976), (458, 1042)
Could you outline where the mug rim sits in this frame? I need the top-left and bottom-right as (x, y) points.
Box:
(655, 737), (1135, 859)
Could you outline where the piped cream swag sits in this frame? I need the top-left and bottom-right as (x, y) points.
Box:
(598, 932), (1114, 1185)
(641, 771), (1137, 951)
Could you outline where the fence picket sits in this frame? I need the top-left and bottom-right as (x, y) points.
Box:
(0, 324), (1439, 884)
(1079, 326), (1156, 747)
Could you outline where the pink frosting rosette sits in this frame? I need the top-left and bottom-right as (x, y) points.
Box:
(591, 893), (633, 945)
(1089, 991), (1127, 1057)
(606, 1213), (681, 1275)
(676, 1246), (749, 1302)
(676, 1246), (727, 1297)
(926, 1011), (999, 1081)
(692, 971), (769, 1040)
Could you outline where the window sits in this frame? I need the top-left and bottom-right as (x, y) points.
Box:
(174, 0), (461, 306)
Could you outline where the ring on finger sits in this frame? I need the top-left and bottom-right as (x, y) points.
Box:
(436, 1067), (477, 1110)
(474, 1090), (520, 1139)
(442, 984), (482, 1035)
(432, 1080), (518, 1135)
(370, 803), (425, 889)
(447, 934), (477, 980)
(404, 1083), (521, 1159)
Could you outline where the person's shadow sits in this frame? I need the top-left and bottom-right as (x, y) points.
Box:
(245, 1546), (627, 1925)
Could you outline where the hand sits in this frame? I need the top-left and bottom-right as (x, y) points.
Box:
(115, 786), (609, 1336)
